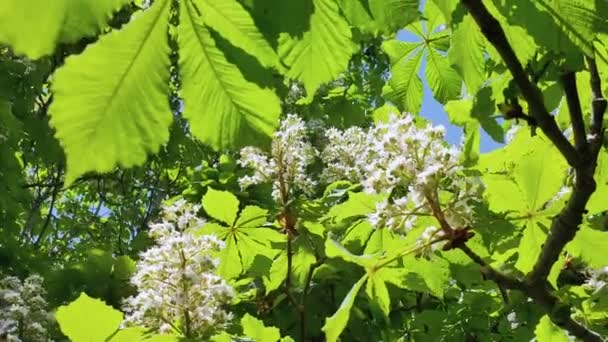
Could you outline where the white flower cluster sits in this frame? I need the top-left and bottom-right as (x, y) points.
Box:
(238, 114), (317, 204)
(123, 200), (233, 339)
(0, 274), (53, 342)
(321, 114), (481, 233)
(320, 127), (375, 183)
(585, 266), (608, 293)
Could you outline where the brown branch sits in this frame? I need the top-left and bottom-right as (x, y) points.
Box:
(560, 72), (588, 152)
(460, 1), (606, 339)
(461, 0), (582, 168)
(586, 57), (607, 154)
(457, 244), (604, 341)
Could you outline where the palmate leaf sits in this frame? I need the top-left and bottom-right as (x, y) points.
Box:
(477, 130), (568, 273)
(0, 0), (130, 59)
(50, 0), (173, 185)
(279, 0), (357, 96)
(200, 189), (285, 280)
(179, 0), (281, 150)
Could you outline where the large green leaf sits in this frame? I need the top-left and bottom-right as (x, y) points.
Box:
(448, 13), (486, 94)
(322, 274), (369, 342)
(50, 0), (173, 184)
(56, 292), (123, 341)
(534, 315), (568, 342)
(0, 0), (129, 59)
(195, 0), (278, 68)
(179, 0), (281, 150)
(278, 0), (357, 96)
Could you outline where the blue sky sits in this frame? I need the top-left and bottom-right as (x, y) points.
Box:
(396, 30), (502, 152)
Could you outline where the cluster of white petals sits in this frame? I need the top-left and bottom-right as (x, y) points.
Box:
(238, 114), (317, 204)
(321, 114), (482, 233)
(320, 127), (375, 183)
(123, 200), (233, 339)
(0, 274), (53, 342)
(585, 266), (608, 293)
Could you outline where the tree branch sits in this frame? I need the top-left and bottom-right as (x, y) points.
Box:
(461, 0), (582, 168)
(560, 72), (588, 152)
(457, 244), (604, 342)
(586, 56), (607, 154)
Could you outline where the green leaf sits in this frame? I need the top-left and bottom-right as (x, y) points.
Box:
(337, 0), (376, 33)
(326, 192), (385, 223)
(109, 328), (146, 342)
(448, 14), (486, 94)
(217, 236), (244, 280)
(566, 225), (608, 268)
(368, 0), (420, 34)
(515, 220), (548, 273)
(325, 238), (376, 268)
(56, 292), (122, 341)
(197, 205), (283, 280)
(384, 49), (424, 113)
(365, 272), (391, 318)
(322, 274), (369, 342)
(534, 315), (568, 342)
(278, 0), (357, 96)
(265, 238), (315, 293)
(235, 205), (269, 228)
(425, 47), (461, 104)
(586, 149), (608, 215)
(241, 314), (281, 342)
(179, 0), (281, 150)
(49, 0), (173, 184)
(401, 255), (450, 299)
(202, 188), (240, 225)
(0, 0), (129, 59)
(196, 0), (278, 68)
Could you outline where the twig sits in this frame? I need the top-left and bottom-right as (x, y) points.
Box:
(461, 0), (582, 168)
(560, 72), (588, 152)
(33, 170), (61, 248)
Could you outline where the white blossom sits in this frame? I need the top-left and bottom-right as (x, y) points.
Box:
(0, 274), (53, 342)
(321, 113), (482, 233)
(320, 127), (375, 183)
(585, 266), (608, 293)
(123, 200), (233, 339)
(238, 114), (317, 204)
